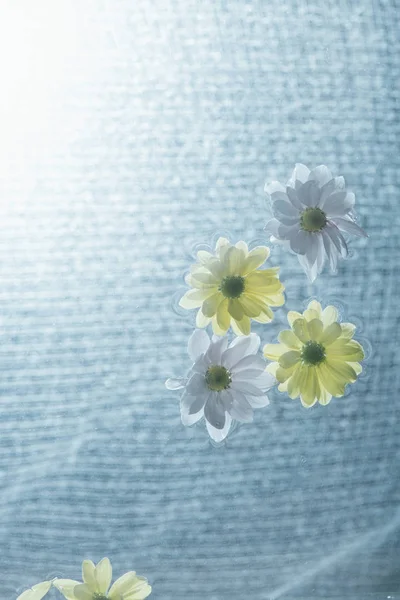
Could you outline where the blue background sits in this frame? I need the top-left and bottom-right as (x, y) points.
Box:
(1, 1), (399, 598)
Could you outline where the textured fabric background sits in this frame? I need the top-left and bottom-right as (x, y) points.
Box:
(1, 1), (399, 598)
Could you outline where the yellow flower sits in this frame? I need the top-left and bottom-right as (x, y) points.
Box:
(54, 557), (151, 600)
(179, 237), (285, 335)
(263, 300), (364, 407)
(17, 581), (52, 600)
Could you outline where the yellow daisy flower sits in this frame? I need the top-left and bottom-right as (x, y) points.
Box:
(17, 581), (52, 600)
(179, 237), (285, 335)
(263, 300), (364, 407)
(54, 557), (151, 600)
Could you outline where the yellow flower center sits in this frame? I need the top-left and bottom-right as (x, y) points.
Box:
(301, 341), (326, 365)
(205, 365), (231, 391)
(219, 275), (245, 299)
(93, 595), (109, 600)
(300, 207), (327, 232)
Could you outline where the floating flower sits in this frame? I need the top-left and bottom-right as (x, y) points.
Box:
(166, 329), (275, 442)
(17, 581), (52, 600)
(265, 164), (367, 281)
(263, 300), (364, 407)
(179, 237), (285, 335)
(54, 557), (151, 600)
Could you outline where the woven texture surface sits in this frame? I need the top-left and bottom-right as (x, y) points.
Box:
(2, 1), (400, 598)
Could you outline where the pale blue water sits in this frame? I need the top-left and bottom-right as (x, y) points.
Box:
(1, 1), (399, 598)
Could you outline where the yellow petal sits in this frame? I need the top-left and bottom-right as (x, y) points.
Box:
(237, 295), (262, 318)
(320, 322), (342, 346)
(266, 362), (279, 377)
(82, 560), (97, 588)
(316, 375), (332, 406)
(287, 364), (304, 399)
(190, 271), (219, 286)
(287, 310), (303, 326)
(205, 259), (225, 280)
(234, 315), (251, 335)
(263, 343), (287, 361)
(318, 361), (356, 397)
(292, 318), (310, 343)
(17, 581), (53, 600)
(276, 364), (297, 382)
(299, 367), (318, 407)
(303, 308), (320, 322)
(261, 292), (285, 307)
(307, 318), (323, 341)
(179, 289), (214, 309)
(321, 305), (339, 327)
(228, 298), (245, 320)
(235, 240), (249, 254)
(307, 300), (322, 316)
(253, 307), (274, 323)
(53, 579), (81, 600)
(339, 322), (356, 339)
(196, 309), (211, 328)
(95, 558), (112, 594)
(245, 271), (282, 293)
(348, 361), (362, 376)
(326, 339), (364, 362)
(279, 350), (301, 369)
(223, 246), (245, 275)
(196, 250), (214, 264)
(216, 298), (230, 332)
(215, 237), (230, 253)
(241, 246), (270, 275)
(278, 330), (302, 349)
(212, 314), (228, 336)
(202, 292), (224, 317)
(278, 380), (289, 392)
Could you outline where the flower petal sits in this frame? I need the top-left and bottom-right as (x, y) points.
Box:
(307, 318), (323, 341)
(286, 186), (304, 209)
(82, 561), (97, 589)
(53, 580), (81, 600)
(95, 558), (112, 594)
(202, 292), (224, 318)
(231, 353), (266, 375)
(165, 377), (186, 390)
(109, 573), (151, 600)
(320, 322), (342, 346)
(228, 298), (245, 320)
(289, 229), (310, 255)
(287, 364), (304, 399)
(206, 411), (232, 442)
(278, 350), (301, 369)
(278, 330), (302, 349)
(327, 339), (364, 361)
(288, 163), (310, 186)
(222, 334), (260, 369)
(186, 373), (207, 395)
(204, 395), (226, 429)
(180, 392), (206, 426)
(230, 380), (266, 396)
(223, 246), (246, 275)
(179, 288), (214, 309)
(325, 223), (348, 258)
(321, 305), (339, 327)
(299, 367), (318, 407)
(331, 216), (367, 238)
(287, 311), (303, 326)
(233, 315), (251, 335)
(339, 322), (356, 339)
(229, 390), (254, 422)
(292, 318), (310, 343)
(73, 585), (93, 600)
(324, 191), (355, 216)
(264, 180), (286, 195)
(242, 246), (270, 275)
(307, 300), (322, 316)
(273, 199), (299, 218)
(321, 229), (339, 272)
(188, 329), (210, 361)
(255, 370), (276, 391)
(263, 343), (287, 361)
(17, 581), (53, 600)
(297, 180), (321, 207)
(308, 165), (332, 188)
(196, 309), (211, 328)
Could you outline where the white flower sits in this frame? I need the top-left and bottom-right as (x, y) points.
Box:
(54, 557), (151, 600)
(165, 329), (275, 442)
(17, 581), (52, 600)
(265, 164), (367, 281)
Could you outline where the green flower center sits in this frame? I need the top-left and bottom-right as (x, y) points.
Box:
(219, 275), (245, 299)
(93, 595), (109, 600)
(301, 341), (326, 366)
(300, 207), (327, 232)
(205, 365), (231, 391)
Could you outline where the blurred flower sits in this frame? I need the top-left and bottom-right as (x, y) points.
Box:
(265, 164), (367, 281)
(54, 558), (151, 600)
(179, 237), (284, 335)
(263, 300), (364, 407)
(17, 581), (52, 600)
(166, 329), (275, 442)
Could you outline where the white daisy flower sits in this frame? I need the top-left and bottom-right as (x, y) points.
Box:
(264, 164), (367, 281)
(165, 329), (275, 442)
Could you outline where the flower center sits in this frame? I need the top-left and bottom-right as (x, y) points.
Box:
(300, 207), (327, 232)
(301, 341), (326, 366)
(93, 595), (109, 600)
(205, 365), (231, 391)
(219, 275), (245, 299)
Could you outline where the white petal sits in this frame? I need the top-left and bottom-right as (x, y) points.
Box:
(188, 329), (210, 361)
(305, 234), (319, 266)
(286, 186), (304, 209)
(246, 393), (271, 408)
(222, 335), (260, 368)
(229, 390), (254, 423)
(272, 199), (299, 217)
(323, 191), (354, 215)
(186, 373), (207, 395)
(322, 230), (339, 272)
(308, 165), (332, 188)
(206, 336), (229, 363)
(264, 180), (286, 195)
(264, 219), (281, 236)
(297, 180), (321, 207)
(180, 391), (207, 425)
(278, 223), (300, 241)
(289, 229), (310, 255)
(255, 370), (276, 391)
(325, 224), (348, 257)
(288, 163), (310, 187)
(231, 354), (266, 376)
(204, 395), (226, 429)
(206, 411), (232, 442)
(331, 217), (367, 238)
(230, 381), (265, 396)
(165, 377), (186, 390)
